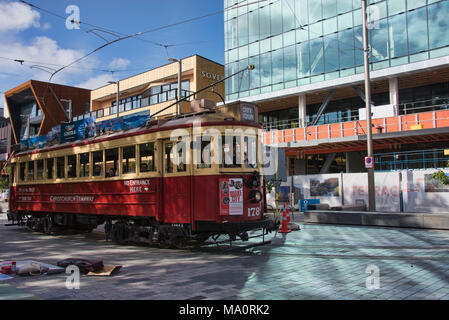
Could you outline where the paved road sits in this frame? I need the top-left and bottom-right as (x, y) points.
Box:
(1, 213), (449, 300)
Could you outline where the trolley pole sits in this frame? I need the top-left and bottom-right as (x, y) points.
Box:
(108, 81), (120, 118)
(362, 0), (376, 211)
(168, 57), (182, 116)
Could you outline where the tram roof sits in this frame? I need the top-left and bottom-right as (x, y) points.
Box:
(13, 108), (261, 157)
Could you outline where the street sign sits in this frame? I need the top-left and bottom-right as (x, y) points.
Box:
(299, 199), (320, 212)
(365, 156), (374, 169)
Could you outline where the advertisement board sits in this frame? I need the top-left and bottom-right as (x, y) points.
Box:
(219, 178), (244, 216)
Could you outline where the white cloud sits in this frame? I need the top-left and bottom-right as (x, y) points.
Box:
(41, 22), (51, 31)
(108, 58), (131, 70)
(0, 35), (97, 83)
(0, 1), (41, 32)
(76, 74), (117, 90)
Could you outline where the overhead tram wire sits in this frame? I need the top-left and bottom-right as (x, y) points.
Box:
(48, 31), (143, 82)
(20, 0), (168, 48)
(18, 1), (275, 80)
(0, 56), (117, 74)
(21, 0), (273, 49)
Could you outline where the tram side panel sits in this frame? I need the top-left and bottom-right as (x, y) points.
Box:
(162, 175), (191, 224)
(11, 178), (160, 218)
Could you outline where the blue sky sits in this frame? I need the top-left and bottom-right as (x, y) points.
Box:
(0, 0), (225, 115)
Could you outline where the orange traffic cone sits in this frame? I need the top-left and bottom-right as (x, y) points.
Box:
(279, 207), (291, 234)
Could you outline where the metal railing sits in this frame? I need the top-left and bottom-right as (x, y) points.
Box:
(400, 98), (449, 116)
(83, 90), (193, 121)
(263, 107), (449, 144)
(262, 98), (449, 132)
(374, 148), (449, 171)
(262, 114), (359, 131)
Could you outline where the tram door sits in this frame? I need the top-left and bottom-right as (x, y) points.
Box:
(160, 139), (191, 224)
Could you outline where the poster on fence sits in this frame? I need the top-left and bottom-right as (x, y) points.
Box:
(341, 172), (401, 212)
(292, 174), (342, 208)
(403, 169), (449, 213)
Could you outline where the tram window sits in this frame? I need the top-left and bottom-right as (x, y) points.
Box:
(176, 141), (186, 172)
(27, 161), (35, 181)
(46, 158), (54, 179)
(92, 151), (104, 177)
(220, 136), (242, 168)
(105, 148), (119, 177)
(36, 159), (44, 180)
(19, 163), (26, 182)
(80, 152), (90, 177)
(197, 137), (211, 169)
(67, 155), (77, 178)
(139, 142), (155, 172)
(10, 164), (15, 184)
(56, 157), (65, 179)
(244, 136), (258, 169)
(122, 146), (136, 175)
(165, 143), (174, 173)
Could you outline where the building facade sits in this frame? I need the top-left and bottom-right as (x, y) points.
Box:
(88, 55), (224, 122)
(4, 80), (91, 144)
(224, 0), (449, 175)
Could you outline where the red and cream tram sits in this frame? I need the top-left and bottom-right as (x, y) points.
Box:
(7, 102), (276, 247)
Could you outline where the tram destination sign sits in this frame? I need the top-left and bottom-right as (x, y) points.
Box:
(241, 104), (255, 122)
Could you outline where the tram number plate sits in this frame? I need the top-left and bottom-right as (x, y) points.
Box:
(248, 207), (260, 217)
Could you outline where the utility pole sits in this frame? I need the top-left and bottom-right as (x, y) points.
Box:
(362, 0), (376, 211)
(108, 81), (120, 118)
(168, 58), (182, 116)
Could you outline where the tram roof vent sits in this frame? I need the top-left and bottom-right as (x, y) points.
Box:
(190, 99), (215, 113)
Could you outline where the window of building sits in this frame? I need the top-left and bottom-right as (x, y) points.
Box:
(46, 158), (54, 180)
(132, 96), (141, 109)
(27, 161), (34, 181)
(105, 148), (118, 178)
(125, 97), (132, 111)
(122, 146), (136, 175)
(80, 152), (90, 177)
(57, 157), (65, 179)
(36, 159), (44, 180)
(111, 103), (117, 115)
(119, 100), (125, 113)
(93, 151), (104, 177)
(139, 142), (155, 172)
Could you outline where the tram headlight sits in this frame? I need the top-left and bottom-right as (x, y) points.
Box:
(246, 172), (260, 189)
(249, 190), (262, 203)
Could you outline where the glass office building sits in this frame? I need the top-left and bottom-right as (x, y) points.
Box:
(224, 0), (449, 101)
(224, 0), (449, 175)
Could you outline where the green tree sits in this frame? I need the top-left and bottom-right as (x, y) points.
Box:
(432, 170), (449, 185)
(0, 177), (9, 191)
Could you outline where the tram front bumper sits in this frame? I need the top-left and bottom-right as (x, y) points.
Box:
(195, 217), (277, 234)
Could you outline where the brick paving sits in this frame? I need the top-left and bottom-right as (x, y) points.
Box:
(1, 212), (449, 300)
